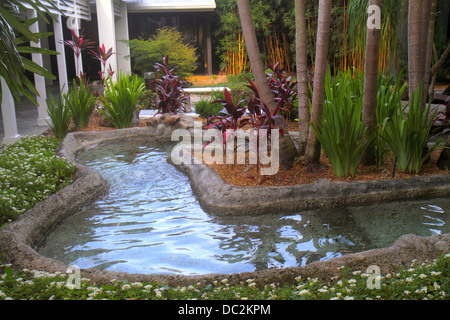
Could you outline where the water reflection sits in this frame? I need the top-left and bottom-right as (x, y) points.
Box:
(37, 140), (450, 275)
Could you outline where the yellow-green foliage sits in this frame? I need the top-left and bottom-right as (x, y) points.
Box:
(127, 27), (197, 77)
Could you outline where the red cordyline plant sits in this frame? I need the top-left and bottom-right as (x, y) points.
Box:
(63, 28), (95, 81)
(154, 55), (187, 114)
(266, 62), (298, 119)
(90, 44), (116, 95)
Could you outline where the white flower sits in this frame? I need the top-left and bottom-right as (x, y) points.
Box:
(298, 289), (309, 296)
(121, 284), (131, 291)
(144, 284), (153, 290)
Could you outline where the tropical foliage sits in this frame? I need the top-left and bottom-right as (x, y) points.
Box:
(0, 0), (59, 104)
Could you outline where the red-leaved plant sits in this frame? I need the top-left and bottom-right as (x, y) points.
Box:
(90, 44), (116, 95)
(154, 55), (186, 114)
(63, 28), (95, 81)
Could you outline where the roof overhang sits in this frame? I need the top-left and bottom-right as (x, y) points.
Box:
(124, 0), (216, 13)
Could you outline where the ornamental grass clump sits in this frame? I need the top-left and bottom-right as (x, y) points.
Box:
(381, 84), (442, 173)
(311, 69), (373, 178)
(65, 78), (97, 129)
(372, 72), (408, 168)
(100, 72), (145, 129)
(45, 91), (71, 141)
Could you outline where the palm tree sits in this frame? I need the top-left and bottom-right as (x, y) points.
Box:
(236, 0), (277, 113)
(295, 0), (310, 155)
(0, 0), (58, 104)
(305, 0), (332, 167)
(361, 0), (382, 166)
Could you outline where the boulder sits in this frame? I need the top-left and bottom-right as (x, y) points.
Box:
(278, 134), (299, 170)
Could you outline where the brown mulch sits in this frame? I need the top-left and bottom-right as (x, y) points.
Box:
(45, 108), (449, 187)
(206, 150), (449, 187)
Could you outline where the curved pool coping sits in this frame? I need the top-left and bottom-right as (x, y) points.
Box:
(0, 126), (449, 287)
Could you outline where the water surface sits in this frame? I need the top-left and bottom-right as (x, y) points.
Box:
(37, 140), (450, 275)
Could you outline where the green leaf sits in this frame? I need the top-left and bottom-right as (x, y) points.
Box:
(17, 46), (59, 55)
(0, 5), (37, 42)
(21, 56), (56, 79)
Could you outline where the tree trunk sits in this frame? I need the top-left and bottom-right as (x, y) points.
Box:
(408, 0), (424, 101)
(424, 0), (438, 101)
(420, 0), (432, 105)
(295, 0), (310, 155)
(361, 0), (382, 166)
(305, 0), (332, 167)
(236, 0), (277, 113)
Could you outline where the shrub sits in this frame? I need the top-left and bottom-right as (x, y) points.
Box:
(0, 136), (75, 226)
(311, 69), (373, 178)
(100, 72), (145, 129)
(194, 94), (224, 119)
(137, 89), (157, 110)
(45, 92), (71, 141)
(127, 27), (197, 77)
(65, 78), (97, 129)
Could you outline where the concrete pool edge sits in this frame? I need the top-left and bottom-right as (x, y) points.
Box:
(0, 127), (448, 287)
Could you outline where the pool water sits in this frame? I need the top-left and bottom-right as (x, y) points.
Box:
(37, 140), (450, 275)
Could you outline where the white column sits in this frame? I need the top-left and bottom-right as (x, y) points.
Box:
(53, 14), (68, 95)
(115, 1), (131, 74)
(96, 0), (118, 78)
(1, 77), (20, 145)
(27, 9), (49, 126)
(39, 18), (53, 86)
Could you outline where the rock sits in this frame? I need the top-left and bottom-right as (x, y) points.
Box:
(278, 134), (298, 170)
(437, 136), (450, 170)
(163, 115), (181, 125)
(146, 117), (159, 127)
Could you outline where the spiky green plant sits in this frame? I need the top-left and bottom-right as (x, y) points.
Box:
(65, 78), (97, 129)
(372, 71), (408, 168)
(45, 90), (71, 141)
(381, 84), (442, 173)
(311, 69), (373, 177)
(100, 72), (145, 129)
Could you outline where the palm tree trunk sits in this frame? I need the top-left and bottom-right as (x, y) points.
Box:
(424, 0), (438, 101)
(408, 0), (426, 102)
(305, 0), (332, 167)
(236, 0), (277, 113)
(295, 0), (310, 155)
(361, 0), (382, 166)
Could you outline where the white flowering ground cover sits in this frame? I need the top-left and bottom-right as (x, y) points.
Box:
(0, 254), (448, 300)
(0, 136), (75, 226)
